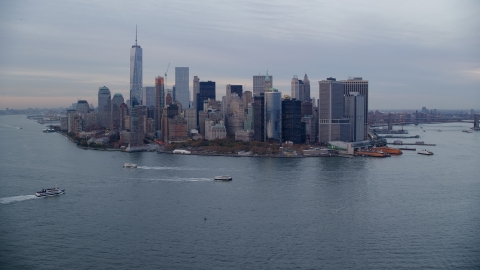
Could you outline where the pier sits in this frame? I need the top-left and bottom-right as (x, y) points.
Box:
(379, 135), (420, 139)
(389, 142), (436, 146)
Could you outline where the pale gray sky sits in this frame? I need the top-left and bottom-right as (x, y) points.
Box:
(0, 0), (479, 110)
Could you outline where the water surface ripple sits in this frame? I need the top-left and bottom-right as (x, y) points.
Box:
(1, 116), (479, 269)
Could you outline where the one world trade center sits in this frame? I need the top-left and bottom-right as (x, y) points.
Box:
(130, 26), (142, 107)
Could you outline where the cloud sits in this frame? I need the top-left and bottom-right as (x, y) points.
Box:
(0, 0), (479, 109)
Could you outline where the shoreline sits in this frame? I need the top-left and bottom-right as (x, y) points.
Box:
(56, 130), (352, 158)
(157, 150), (350, 158)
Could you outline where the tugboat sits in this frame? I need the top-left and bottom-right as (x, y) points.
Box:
(214, 175), (232, 181)
(417, 149), (433, 155)
(35, 187), (65, 197)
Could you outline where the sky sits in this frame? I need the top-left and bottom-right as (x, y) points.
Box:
(0, 0), (479, 110)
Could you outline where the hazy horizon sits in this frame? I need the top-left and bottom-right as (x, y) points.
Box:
(1, 0), (479, 110)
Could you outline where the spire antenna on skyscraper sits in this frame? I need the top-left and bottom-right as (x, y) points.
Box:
(135, 25), (137, 46)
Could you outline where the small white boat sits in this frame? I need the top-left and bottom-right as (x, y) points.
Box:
(173, 149), (191, 155)
(214, 175), (232, 181)
(417, 149), (433, 155)
(462, 129), (473, 133)
(36, 187), (65, 197)
(123, 163), (137, 168)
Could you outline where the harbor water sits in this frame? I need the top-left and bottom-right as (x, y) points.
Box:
(1, 115), (479, 269)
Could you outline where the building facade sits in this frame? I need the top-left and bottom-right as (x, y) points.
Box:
(252, 94), (265, 141)
(193, 76), (200, 109)
(282, 97), (302, 144)
(143, 86), (155, 108)
(345, 93), (365, 142)
(253, 74), (272, 96)
(175, 67), (189, 109)
(318, 78), (350, 143)
(341, 77), (368, 139)
(119, 103), (128, 131)
(196, 81), (216, 126)
(112, 93), (124, 131)
(155, 76), (165, 133)
(97, 86), (112, 129)
(130, 28), (143, 107)
(264, 89), (282, 141)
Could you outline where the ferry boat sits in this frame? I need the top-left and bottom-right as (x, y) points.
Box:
(355, 150), (390, 157)
(35, 187), (65, 197)
(43, 128), (55, 133)
(462, 129), (473, 133)
(123, 163), (137, 168)
(417, 149), (433, 155)
(173, 149), (191, 155)
(371, 146), (403, 155)
(214, 175), (232, 181)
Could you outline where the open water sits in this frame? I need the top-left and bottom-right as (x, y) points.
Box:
(0, 115), (479, 269)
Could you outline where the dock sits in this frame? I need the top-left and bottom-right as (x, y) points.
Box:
(389, 142), (436, 146)
(379, 135), (420, 139)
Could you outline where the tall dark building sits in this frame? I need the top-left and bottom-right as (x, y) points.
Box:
(301, 101), (312, 117)
(282, 98), (303, 144)
(112, 93), (124, 131)
(196, 81), (216, 125)
(252, 93), (265, 142)
(155, 76), (165, 133)
(229, 85), (243, 98)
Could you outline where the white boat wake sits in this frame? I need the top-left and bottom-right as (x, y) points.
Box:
(143, 177), (213, 182)
(0, 195), (38, 205)
(115, 176), (213, 182)
(137, 166), (210, 171)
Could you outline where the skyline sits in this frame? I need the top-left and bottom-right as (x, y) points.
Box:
(0, 0), (479, 110)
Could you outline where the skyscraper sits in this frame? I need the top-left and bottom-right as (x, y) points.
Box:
(196, 81), (216, 125)
(291, 74), (310, 102)
(253, 74), (272, 96)
(318, 78), (350, 143)
(175, 67), (189, 109)
(129, 26), (143, 145)
(130, 26), (143, 107)
(252, 94), (264, 142)
(264, 88), (282, 141)
(98, 86), (111, 128)
(345, 93), (365, 142)
(225, 84), (243, 115)
(112, 93), (124, 130)
(155, 76), (165, 133)
(282, 97), (302, 144)
(291, 76), (300, 100)
(193, 76), (200, 109)
(303, 74), (311, 102)
(341, 77), (368, 139)
(143, 86), (155, 108)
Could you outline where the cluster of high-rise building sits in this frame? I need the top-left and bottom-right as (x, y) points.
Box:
(61, 30), (370, 148)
